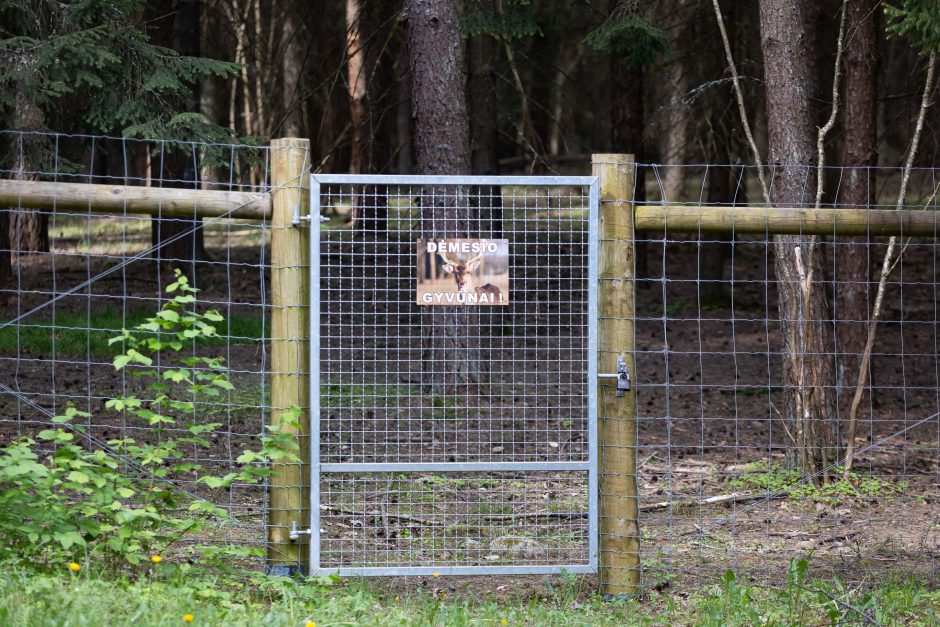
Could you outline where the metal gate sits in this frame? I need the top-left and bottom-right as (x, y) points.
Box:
(309, 175), (598, 575)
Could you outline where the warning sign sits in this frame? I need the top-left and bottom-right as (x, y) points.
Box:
(416, 238), (509, 306)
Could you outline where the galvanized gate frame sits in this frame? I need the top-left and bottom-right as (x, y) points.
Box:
(308, 174), (599, 576)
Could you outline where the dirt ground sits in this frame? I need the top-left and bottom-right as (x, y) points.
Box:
(1, 214), (938, 590)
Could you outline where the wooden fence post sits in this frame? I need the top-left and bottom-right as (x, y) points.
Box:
(592, 154), (640, 597)
(267, 137), (311, 575)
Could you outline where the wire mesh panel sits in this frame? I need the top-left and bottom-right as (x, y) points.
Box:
(633, 163), (940, 589)
(310, 174), (599, 575)
(0, 130), (275, 564)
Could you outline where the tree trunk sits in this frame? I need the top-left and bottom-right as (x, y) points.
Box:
(10, 211), (47, 254)
(350, 0), (395, 234)
(699, 165), (731, 305)
(149, 0), (208, 276)
(407, 0), (471, 176)
(346, 0), (368, 229)
(406, 0), (477, 394)
(836, 0), (878, 424)
(697, 0), (743, 305)
(0, 130), (10, 289)
(9, 141), (45, 259)
(347, 0), (367, 177)
(396, 51), (414, 174)
(281, 3), (307, 138)
(0, 207), (9, 291)
(468, 20), (502, 236)
(10, 83), (46, 256)
(759, 0), (837, 479)
(611, 60), (648, 282)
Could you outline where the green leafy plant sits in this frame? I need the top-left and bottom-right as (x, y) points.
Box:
(0, 269), (299, 571)
(727, 461), (906, 505)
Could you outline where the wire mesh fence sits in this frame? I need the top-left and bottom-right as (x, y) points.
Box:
(634, 163), (940, 588)
(2, 131), (939, 589)
(0, 130), (277, 563)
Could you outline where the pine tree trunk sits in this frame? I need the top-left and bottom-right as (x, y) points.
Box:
(148, 0), (208, 276)
(350, 0), (394, 235)
(406, 0), (478, 394)
(10, 90), (47, 256)
(0, 208), (9, 291)
(836, 0), (878, 423)
(0, 129), (10, 288)
(396, 52), (414, 174)
(281, 3), (307, 138)
(468, 20), (502, 236)
(611, 60), (648, 282)
(700, 165), (731, 305)
(346, 0), (368, 228)
(697, 0), (743, 305)
(10, 211), (47, 254)
(759, 0), (837, 479)
(347, 0), (367, 177)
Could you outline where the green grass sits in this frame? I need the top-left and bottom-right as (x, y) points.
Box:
(0, 309), (266, 358)
(1, 561), (937, 626)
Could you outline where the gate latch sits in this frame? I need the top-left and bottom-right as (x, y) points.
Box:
(598, 355), (631, 397)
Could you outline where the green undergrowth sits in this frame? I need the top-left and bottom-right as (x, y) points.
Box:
(1, 558), (938, 626)
(0, 309), (265, 357)
(728, 461), (907, 505)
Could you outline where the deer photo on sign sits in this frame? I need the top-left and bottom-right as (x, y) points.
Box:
(416, 238), (509, 306)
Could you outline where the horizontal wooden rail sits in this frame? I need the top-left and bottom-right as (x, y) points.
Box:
(635, 205), (940, 237)
(0, 179), (271, 221)
(4, 179), (940, 236)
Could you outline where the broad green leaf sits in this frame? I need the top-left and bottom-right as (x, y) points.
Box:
(67, 471), (90, 484)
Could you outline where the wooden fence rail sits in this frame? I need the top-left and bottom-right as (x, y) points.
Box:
(0, 179), (270, 220)
(5, 177), (939, 236)
(634, 204), (940, 236)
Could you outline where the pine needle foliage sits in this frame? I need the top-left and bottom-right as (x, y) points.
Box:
(460, 0), (541, 41)
(0, 0), (241, 142)
(885, 0), (940, 55)
(583, 2), (669, 68)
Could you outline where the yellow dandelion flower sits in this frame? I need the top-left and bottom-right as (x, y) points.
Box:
(68, 562), (81, 573)
(183, 614), (194, 623)
(432, 572), (439, 578)
(305, 622), (316, 627)
(151, 555), (163, 564)
(501, 620), (508, 625)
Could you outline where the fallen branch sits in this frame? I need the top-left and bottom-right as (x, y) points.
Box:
(640, 492), (768, 512)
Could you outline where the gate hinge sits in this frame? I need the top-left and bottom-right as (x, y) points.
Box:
(290, 205), (329, 227)
(598, 355), (631, 397)
(289, 520), (314, 541)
